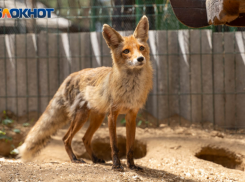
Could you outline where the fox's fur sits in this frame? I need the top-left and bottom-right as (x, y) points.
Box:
(18, 16), (153, 170)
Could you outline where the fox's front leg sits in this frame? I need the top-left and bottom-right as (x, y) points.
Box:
(108, 109), (123, 171)
(126, 109), (143, 171)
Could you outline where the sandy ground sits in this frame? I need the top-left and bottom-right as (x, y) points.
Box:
(0, 121), (245, 182)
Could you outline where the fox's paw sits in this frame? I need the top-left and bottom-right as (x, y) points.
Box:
(92, 154), (105, 164)
(72, 158), (86, 164)
(112, 165), (124, 172)
(92, 157), (105, 164)
(128, 165), (143, 171)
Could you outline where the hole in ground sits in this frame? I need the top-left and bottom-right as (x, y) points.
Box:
(73, 135), (147, 161)
(195, 146), (244, 171)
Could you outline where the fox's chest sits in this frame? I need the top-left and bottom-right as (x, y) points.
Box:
(112, 73), (148, 108)
(83, 69), (151, 112)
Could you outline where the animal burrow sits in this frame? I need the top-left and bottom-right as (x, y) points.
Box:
(195, 146), (244, 171)
(72, 135), (147, 161)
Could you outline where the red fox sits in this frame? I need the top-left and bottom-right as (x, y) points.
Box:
(18, 15), (153, 171)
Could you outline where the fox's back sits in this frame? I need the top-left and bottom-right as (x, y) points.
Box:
(80, 67), (112, 87)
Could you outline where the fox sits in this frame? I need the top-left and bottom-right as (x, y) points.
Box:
(18, 15), (153, 171)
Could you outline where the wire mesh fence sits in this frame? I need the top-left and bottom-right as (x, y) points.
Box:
(0, 0), (245, 133)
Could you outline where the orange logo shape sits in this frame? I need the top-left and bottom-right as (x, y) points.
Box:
(2, 9), (11, 18)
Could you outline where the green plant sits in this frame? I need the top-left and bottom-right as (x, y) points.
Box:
(10, 148), (19, 155)
(120, 118), (126, 124)
(13, 129), (20, 134)
(120, 114), (152, 127)
(1, 110), (14, 125)
(23, 123), (30, 127)
(30, 118), (35, 124)
(0, 129), (8, 140)
(0, 130), (6, 135)
(2, 119), (14, 125)
(0, 135), (12, 142)
(137, 120), (143, 126)
(3, 110), (6, 117)
(0, 111), (15, 142)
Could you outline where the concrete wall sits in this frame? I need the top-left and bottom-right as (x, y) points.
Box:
(0, 30), (245, 129)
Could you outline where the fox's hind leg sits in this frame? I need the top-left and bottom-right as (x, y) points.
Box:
(83, 110), (105, 163)
(63, 105), (91, 163)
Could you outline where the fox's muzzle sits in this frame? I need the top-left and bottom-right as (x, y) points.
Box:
(137, 56), (144, 62)
(129, 56), (145, 67)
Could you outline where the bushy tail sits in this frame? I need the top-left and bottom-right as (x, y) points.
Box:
(18, 96), (69, 162)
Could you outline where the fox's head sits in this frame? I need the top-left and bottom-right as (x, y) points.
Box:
(102, 16), (150, 70)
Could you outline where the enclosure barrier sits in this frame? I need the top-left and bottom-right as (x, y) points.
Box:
(0, 30), (245, 131)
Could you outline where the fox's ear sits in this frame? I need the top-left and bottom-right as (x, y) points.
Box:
(133, 15), (149, 42)
(102, 24), (123, 48)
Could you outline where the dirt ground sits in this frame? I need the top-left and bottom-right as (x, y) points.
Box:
(0, 114), (245, 182)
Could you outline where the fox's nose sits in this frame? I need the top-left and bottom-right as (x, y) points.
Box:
(137, 56), (144, 62)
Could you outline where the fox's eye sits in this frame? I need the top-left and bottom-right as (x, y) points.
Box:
(140, 46), (145, 51)
(123, 49), (130, 54)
